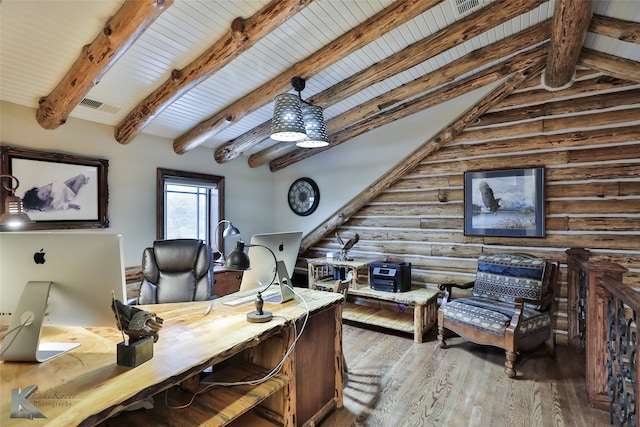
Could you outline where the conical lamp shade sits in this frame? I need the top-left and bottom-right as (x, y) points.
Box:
(270, 93), (306, 142)
(297, 105), (329, 148)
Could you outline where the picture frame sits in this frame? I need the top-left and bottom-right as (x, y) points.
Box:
(464, 167), (544, 237)
(0, 146), (109, 230)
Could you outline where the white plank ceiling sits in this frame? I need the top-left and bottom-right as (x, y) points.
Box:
(1, 0), (638, 159)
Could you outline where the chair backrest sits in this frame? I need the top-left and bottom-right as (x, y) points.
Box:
(472, 253), (550, 309)
(138, 239), (213, 304)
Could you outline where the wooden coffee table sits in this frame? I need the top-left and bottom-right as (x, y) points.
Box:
(342, 286), (440, 343)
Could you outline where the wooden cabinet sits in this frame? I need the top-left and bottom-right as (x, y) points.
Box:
(214, 266), (243, 296)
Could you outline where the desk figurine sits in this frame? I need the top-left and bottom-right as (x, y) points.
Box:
(335, 231), (359, 261)
(111, 296), (163, 367)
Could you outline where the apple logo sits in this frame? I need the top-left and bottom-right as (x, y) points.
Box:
(33, 249), (46, 264)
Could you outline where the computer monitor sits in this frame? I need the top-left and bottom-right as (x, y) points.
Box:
(0, 232), (127, 362)
(239, 231), (303, 292)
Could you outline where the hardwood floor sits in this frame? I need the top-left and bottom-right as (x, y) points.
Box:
(320, 323), (610, 427)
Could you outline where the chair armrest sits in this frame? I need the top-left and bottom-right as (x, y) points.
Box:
(439, 281), (474, 305)
(439, 281), (474, 294)
(515, 291), (554, 310)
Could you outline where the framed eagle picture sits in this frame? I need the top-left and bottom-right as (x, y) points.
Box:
(463, 167), (545, 238)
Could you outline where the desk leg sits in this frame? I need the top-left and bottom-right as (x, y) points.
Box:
(282, 324), (296, 427)
(335, 304), (344, 408)
(414, 303), (425, 343)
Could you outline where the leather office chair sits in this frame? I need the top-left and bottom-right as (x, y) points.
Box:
(138, 239), (214, 305)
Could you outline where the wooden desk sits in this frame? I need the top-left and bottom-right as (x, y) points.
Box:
(343, 287), (439, 343)
(0, 289), (343, 427)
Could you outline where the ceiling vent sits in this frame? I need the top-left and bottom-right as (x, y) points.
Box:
(79, 97), (121, 114)
(451, 0), (484, 17)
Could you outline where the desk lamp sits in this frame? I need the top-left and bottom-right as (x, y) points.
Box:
(0, 174), (33, 228)
(214, 220), (240, 265)
(226, 240), (284, 323)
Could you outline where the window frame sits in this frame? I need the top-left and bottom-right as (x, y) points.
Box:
(156, 168), (225, 248)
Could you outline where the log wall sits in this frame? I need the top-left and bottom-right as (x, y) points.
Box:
(300, 70), (640, 345)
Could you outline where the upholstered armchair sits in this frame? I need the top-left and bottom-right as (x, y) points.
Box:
(138, 239), (214, 305)
(437, 253), (558, 378)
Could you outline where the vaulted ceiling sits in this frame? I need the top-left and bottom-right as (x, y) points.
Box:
(1, 0), (639, 172)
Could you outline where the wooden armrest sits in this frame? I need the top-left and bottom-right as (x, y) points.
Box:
(438, 281), (474, 293)
(515, 291), (554, 309)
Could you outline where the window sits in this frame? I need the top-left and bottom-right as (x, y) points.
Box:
(157, 169), (225, 251)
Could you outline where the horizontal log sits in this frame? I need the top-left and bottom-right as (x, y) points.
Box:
(483, 233), (640, 251)
(427, 125), (640, 164)
(492, 74), (634, 110)
(394, 175), (453, 191)
(567, 217), (640, 232)
(474, 89), (640, 127)
(458, 106), (639, 142)
(420, 217), (464, 230)
(547, 162), (640, 182)
(579, 48), (640, 84)
(374, 189), (463, 204)
(589, 14), (640, 44)
(546, 182), (623, 198)
(359, 204), (461, 217)
(548, 199), (639, 215)
(567, 142), (640, 163)
(348, 217), (423, 229)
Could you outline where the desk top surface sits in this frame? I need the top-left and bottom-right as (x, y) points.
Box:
(348, 286), (439, 304)
(307, 257), (372, 268)
(0, 288), (342, 427)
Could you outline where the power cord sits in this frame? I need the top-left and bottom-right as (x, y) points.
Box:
(0, 317), (29, 357)
(164, 284), (310, 410)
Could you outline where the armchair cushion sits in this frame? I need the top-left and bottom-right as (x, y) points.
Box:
(442, 298), (551, 337)
(473, 253), (548, 309)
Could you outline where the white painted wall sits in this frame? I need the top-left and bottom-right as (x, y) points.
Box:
(0, 101), (273, 265)
(1, 82), (498, 265)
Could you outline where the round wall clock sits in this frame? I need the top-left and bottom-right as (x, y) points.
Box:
(288, 177), (320, 216)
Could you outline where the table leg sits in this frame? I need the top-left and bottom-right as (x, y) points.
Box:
(414, 303), (425, 343)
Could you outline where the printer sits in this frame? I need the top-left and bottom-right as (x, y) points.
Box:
(369, 261), (411, 292)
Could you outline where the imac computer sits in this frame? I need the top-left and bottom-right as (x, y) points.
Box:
(0, 232), (127, 362)
(239, 231), (303, 295)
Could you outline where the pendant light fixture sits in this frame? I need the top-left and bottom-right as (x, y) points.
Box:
(270, 77), (329, 147)
(0, 174), (33, 228)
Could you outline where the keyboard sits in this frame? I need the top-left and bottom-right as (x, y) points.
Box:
(223, 287), (280, 306)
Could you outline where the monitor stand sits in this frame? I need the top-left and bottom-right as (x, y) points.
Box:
(0, 281), (79, 363)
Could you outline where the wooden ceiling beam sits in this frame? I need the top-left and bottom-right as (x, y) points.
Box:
(35, 0), (173, 130)
(218, 0), (546, 164)
(114, 0), (313, 145)
(544, 0), (593, 88)
(578, 48), (640, 84)
(249, 21), (551, 168)
(589, 14), (640, 44)
(173, 0), (445, 154)
(269, 48), (548, 172)
(298, 61), (546, 253)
